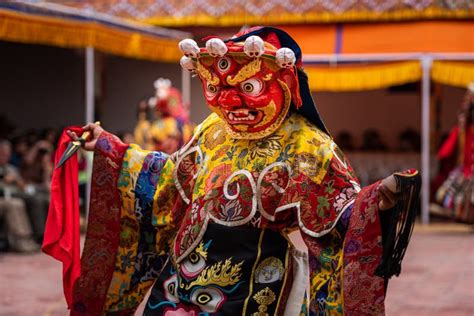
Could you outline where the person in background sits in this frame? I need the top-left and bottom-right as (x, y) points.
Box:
(9, 135), (29, 168)
(0, 139), (39, 252)
(20, 139), (53, 242)
(133, 81), (195, 153)
(434, 84), (473, 223)
(361, 128), (388, 151)
(335, 130), (356, 151)
(117, 131), (135, 144)
(398, 128), (421, 151)
(133, 99), (152, 148)
(41, 128), (58, 147)
(77, 148), (93, 223)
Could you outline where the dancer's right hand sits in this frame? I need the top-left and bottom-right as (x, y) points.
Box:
(66, 122), (104, 151)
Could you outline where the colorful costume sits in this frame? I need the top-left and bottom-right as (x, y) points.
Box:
(434, 84), (473, 223)
(135, 78), (193, 153)
(72, 27), (420, 315)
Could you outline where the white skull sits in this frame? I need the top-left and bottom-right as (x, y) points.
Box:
(243, 35), (265, 58)
(275, 48), (296, 68)
(205, 38), (228, 57)
(154, 78), (172, 99)
(180, 56), (195, 72)
(178, 39), (200, 58)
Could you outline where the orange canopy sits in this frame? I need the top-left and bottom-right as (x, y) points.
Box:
(281, 21), (474, 55)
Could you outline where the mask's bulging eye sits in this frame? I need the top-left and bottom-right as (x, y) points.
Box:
(196, 293), (212, 304)
(162, 274), (179, 303)
(206, 82), (219, 97)
(242, 83), (253, 93)
(191, 287), (226, 313)
(217, 57), (231, 72)
(181, 250), (206, 278)
(240, 78), (263, 96)
(188, 252), (200, 264)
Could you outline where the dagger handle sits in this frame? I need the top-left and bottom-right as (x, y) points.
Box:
(75, 121), (101, 145)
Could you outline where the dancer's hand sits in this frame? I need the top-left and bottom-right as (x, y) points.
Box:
(66, 122), (104, 151)
(379, 174), (397, 210)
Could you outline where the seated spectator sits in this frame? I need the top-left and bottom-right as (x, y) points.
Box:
(0, 139), (39, 252)
(21, 139), (54, 189)
(398, 128), (421, 151)
(20, 139), (53, 242)
(77, 149), (92, 219)
(9, 135), (29, 168)
(335, 130), (355, 151)
(361, 129), (388, 151)
(40, 128), (58, 147)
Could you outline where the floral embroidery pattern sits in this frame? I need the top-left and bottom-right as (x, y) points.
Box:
(249, 134), (283, 159)
(218, 199), (245, 222)
(78, 113), (393, 315)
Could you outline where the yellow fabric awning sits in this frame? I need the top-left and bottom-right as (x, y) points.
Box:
(432, 61), (474, 88)
(0, 7), (183, 62)
(305, 61), (421, 92)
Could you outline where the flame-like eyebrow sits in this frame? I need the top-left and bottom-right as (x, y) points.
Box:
(196, 60), (220, 86)
(226, 59), (262, 86)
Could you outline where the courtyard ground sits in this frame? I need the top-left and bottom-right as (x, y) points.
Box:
(0, 223), (472, 316)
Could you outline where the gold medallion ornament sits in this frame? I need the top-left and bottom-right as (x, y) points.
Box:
(254, 257), (284, 284)
(252, 287), (276, 316)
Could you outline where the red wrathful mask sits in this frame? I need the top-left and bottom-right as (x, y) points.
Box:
(179, 34), (302, 139)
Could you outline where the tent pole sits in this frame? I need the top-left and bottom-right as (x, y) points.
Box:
(85, 46), (95, 217)
(181, 67), (191, 110)
(85, 46), (95, 123)
(421, 56), (432, 225)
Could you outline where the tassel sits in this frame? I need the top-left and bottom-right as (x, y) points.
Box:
(375, 170), (421, 280)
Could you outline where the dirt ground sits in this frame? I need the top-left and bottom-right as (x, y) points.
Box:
(0, 223), (473, 316)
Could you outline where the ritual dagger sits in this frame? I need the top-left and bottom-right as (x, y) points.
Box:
(55, 121), (100, 169)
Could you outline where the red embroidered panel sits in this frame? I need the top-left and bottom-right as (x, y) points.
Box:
(72, 132), (129, 315)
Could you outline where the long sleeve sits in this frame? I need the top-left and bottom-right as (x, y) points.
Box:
(291, 139), (419, 315)
(72, 132), (179, 315)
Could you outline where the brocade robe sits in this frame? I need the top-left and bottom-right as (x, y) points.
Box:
(72, 112), (408, 315)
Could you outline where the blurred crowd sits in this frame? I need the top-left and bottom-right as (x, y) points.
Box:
(0, 125), (56, 253)
(0, 115), (137, 254)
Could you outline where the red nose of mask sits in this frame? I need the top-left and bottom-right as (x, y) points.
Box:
(218, 89), (242, 109)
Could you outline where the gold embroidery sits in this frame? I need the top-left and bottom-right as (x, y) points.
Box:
(196, 60), (220, 86)
(252, 287), (276, 316)
(253, 100), (277, 129)
(185, 258), (243, 289)
(262, 73), (273, 81)
(194, 241), (208, 260)
(226, 59), (262, 86)
(254, 257), (284, 283)
(242, 229), (265, 315)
